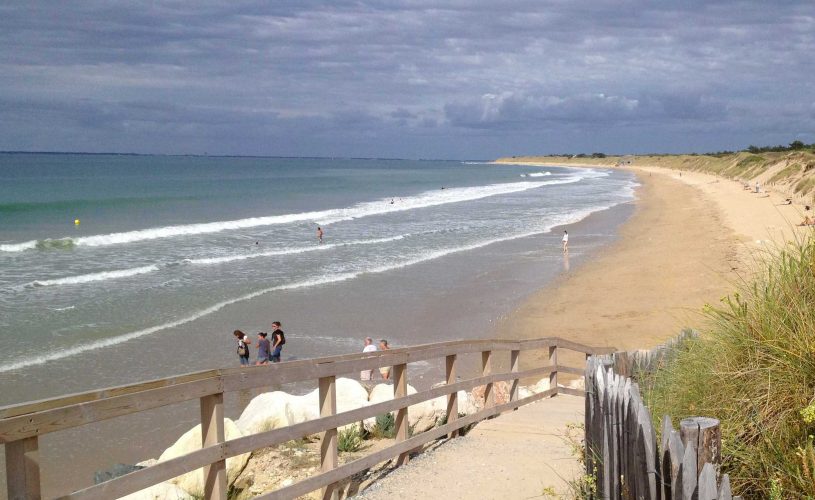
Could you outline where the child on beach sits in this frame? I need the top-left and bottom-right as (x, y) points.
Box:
(233, 330), (251, 366)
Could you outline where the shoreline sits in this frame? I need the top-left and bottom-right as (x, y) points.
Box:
(497, 161), (813, 370)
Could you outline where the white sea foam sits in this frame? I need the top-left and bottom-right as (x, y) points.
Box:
(522, 172), (552, 178)
(0, 241), (37, 252)
(28, 265), (159, 288)
(0, 191), (635, 374)
(187, 235), (407, 266)
(0, 177), (587, 252)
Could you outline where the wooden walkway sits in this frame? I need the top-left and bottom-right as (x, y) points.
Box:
(355, 394), (584, 499)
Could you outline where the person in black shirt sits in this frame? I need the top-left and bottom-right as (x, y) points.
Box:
(270, 321), (285, 363)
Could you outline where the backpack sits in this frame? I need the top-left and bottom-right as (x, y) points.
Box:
(276, 331), (286, 345)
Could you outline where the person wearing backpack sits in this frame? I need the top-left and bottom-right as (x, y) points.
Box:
(270, 321), (285, 363)
(233, 330), (251, 366)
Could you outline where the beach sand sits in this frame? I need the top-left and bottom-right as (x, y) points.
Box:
(497, 164), (813, 369)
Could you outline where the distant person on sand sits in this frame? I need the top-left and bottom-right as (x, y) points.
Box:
(256, 332), (271, 365)
(562, 230), (569, 252)
(360, 337), (378, 381)
(270, 322), (285, 362)
(378, 339), (391, 380)
(233, 330), (251, 366)
(316, 226), (324, 244)
(799, 216), (815, 227)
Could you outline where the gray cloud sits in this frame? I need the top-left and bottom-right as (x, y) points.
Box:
(0, 1), (812, 157)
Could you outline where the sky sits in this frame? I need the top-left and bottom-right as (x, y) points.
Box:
(0, 1), (813, 159)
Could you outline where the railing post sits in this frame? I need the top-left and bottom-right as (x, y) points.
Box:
(393, 363), (410, 465)
(199, 392), (226, 500)
(482, 350), (494, 409)
(319, 375), (339, 500)
(548, 344), (558, 393)
(5, 437), (41, 500)
(510, 349), (520, 404)
(445, 354), (459, 438)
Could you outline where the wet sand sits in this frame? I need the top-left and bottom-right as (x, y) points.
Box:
(498, 168), (747, 368)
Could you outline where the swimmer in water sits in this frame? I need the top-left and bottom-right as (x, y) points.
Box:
(317, 226), (324, 243)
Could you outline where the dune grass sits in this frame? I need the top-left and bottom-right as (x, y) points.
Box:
(643, 236), (815, 498)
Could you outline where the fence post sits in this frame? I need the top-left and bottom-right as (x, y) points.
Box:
(319, 375), (339, 500)
(199, 392), (227, 500)
(393, 363), (410, 466)
(5, 437), (41, 500)
(481, 350), (494, 409)
(510, 349), (520, 404)
(548, 344), (558, 393)
(680, 417), (721, 477)
(445, 354), (459, 438)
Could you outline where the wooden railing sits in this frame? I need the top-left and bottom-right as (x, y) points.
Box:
(585, 336), (742, 500)
(1, 337), (614, 500)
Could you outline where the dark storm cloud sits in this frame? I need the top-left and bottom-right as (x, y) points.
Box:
(0, 1), (812, 157)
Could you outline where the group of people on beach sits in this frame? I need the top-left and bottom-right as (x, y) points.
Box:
(233, 322), (285, 365)
(360, 337), (392, 381)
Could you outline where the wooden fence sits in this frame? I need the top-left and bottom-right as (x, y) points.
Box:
(1, 337), (613, 500)
(585, 337), (742, 500)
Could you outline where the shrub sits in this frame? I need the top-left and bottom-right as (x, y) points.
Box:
(369, 413), (396, 439)
(337, 426), (364, 453)
(644, 237), (815, 498)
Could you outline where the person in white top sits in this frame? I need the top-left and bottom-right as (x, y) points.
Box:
(360, 337), (378, 381)
(562, 230), (569, 253)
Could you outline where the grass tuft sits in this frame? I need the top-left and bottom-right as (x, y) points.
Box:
(644, 237), (815, 498)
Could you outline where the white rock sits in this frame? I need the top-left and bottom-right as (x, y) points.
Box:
(365, 383), (478, 434)
(529, 377), (551, 394)
(567, 377), (585, 390)
(236, 378), (369, 436)
(280, 477), (295, 487)
(159, 418), (250, 496)
(118, 481), (190, 500)
(237, 390), (317, 435)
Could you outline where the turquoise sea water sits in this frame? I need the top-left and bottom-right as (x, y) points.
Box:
(0, 154), (635, 389)
(0, 153), (638, 495)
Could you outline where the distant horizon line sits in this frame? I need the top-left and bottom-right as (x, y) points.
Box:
(0, 150), (485, 163)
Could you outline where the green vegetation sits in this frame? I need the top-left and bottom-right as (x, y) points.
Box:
(768, 163), (801, 185)
(746, 140), (815, 154)
(368, 413), (396, 439)
(644, 238), (815, 498)
(337, 426), (364, 453)
(795, 177), (815, 194)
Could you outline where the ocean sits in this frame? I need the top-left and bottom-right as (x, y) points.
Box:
(0, 153), (636, 495)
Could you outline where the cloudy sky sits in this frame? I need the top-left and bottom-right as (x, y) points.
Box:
(1, 1), (813, 159)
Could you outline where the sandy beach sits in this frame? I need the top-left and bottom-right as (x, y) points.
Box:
(497, 163), (813, 367)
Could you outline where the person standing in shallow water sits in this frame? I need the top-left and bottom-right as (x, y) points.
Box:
(270, 321), (285, 362)
(316, 226), (324, 244)
(562, 230), (569, 253)
(255, 332), (271, 365)
(233, 330), (251, 366)
(360, 337), (377, 381)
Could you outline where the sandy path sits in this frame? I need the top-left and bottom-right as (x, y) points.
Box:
(355, 395), (586, 499)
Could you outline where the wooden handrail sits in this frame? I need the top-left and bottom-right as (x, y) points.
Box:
(2, 337), (613, 500)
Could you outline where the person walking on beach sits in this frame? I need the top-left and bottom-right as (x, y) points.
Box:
(360, 337), (378, 381)
(233, 330), (251, 366)
(316, 226), (324, 244)
(378, 339), (391, 380)
(270, 322), (285, 362)
(256, 332), (271, 365)
(562, 230), (569, 253)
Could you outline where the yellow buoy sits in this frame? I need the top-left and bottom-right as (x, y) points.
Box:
(74, 219), (80, 225)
